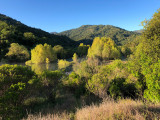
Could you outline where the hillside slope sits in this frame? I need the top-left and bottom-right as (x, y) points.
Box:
(0, 13), (76, 59)
(59, 25), (140, 45)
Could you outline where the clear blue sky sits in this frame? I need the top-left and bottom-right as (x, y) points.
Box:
(0, 0), (160, 32)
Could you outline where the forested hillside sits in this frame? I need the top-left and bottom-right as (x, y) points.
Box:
(0, 14), (76, 60)
(59, 25), (140, 45)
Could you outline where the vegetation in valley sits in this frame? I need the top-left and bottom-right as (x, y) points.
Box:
(0, 9), (160, 120)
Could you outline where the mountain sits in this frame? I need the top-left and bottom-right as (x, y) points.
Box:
(133, 29), (144, 34)
(59, 25), (140, 45)
(0, 13), (76, 59)
(50, 32), (58, 34)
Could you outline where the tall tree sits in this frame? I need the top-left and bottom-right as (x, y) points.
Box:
(133, 9), (160, 102)
(88, 37), (121, 60)
(31, 43), (57, 64)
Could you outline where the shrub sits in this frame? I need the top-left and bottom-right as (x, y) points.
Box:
(73, 58), (100, 79)
(82, 59), (140, 99)
(58, 59), (71, 69)
(0, 64), (39, 119)
(40, 70), (64, 101)
(87, 72), (110, 98)
(41, 70), (63, 86)
(63, 72), (85, 98)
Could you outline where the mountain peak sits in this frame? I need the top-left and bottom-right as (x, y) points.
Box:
(59, 25), (140, 45)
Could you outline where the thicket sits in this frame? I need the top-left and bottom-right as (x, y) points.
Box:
(0, 65), (39, 119)
(0, 64), (65, 119)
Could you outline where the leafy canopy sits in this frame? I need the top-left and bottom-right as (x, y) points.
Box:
(6, 43), (30, 62)
(31, 43), (57, 64)
(88, 37), (121, 60)
(132, 9), (160, 103)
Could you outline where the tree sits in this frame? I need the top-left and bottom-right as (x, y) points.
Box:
(72, 53), (78, 63)
(132, 9), (160, 103)
(53, 45), (66, 59)
(23, 32), (36, 46)
(88, 37), (121, 60)
(58, 59), (71, 69)
(6, 43), (30, 62)
(31, 43), (57, 64)
(77, 43), (90, 57)
(121, 46), (132, 57)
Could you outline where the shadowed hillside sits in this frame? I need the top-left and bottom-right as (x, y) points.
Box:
(0, 13), (76, 59)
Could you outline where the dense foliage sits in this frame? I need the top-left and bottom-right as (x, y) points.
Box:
(31, 43), (57, 64)
(88, 37), (121, 60)
(76, 43), (90, 57)
(53, 45), (67, 59)
(130, 9), (160, 102)
(58, 59), (71, 69)
(6, 43), (30, 62)
(59, 25), (140, 45)
(0, 65), (38, 119)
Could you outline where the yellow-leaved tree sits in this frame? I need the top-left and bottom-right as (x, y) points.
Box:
(88, 37), (121, 60)
(31, 43), (57, 64)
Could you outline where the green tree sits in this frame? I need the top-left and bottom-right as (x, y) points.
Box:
(132, 9), (160, 102)
(23, 32), (36, 46)
(121, 46), (132, 57)
(77, 43), (90, 57)
(31, 43), (57, 64)
(53, 45), (66, 59)
(6, 43), (30, 62)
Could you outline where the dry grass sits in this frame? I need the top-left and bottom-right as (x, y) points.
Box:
(25, 112), (71, 120)
(75, 99), (160, 120)
(24, 99), (160, 120)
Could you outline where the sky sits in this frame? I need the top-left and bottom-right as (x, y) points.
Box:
(0, 0), (160, 33)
